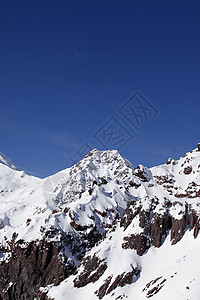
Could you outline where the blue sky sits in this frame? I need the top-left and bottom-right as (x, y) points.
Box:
(0, 1), (199, 177)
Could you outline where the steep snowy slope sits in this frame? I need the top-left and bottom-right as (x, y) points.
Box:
(0, 145), (200, 299)
(0, 153), (43, 243)
(0, 152), (22, 171)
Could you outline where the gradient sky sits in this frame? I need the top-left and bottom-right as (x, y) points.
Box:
(0, 1), (199, 178)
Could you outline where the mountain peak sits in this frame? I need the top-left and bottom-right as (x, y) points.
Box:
(0, 152), (21, 171)
(76, 148), (134, 171)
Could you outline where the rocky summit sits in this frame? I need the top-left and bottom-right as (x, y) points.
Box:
(0, 145), (200, 299)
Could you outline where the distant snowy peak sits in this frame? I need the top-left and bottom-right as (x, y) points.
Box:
(74, 148), (134, 171)
(0, 151), (22, 171)
(51, 148), (136, 205)
(69, 148), (135, 183)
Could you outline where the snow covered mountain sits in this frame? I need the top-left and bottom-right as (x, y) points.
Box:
(0, 145), (200, 299)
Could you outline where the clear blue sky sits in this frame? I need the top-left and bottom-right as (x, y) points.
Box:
(0, 1), (199, 177)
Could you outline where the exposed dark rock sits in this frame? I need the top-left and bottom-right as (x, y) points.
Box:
(121, 201), (172, 253)
(171, 213), (186, 245)
(146, 285), (164, 298)
(155, 176), (173, 186)
(106, 273), (125, 294)
(188, 206), (200, 238)
(133, 165), (151, 182)
(118, 269), (139, 286)
(74, 255), (107, 288)
(151, 212), (172, 247)
(175, 193), (187, 198)
(26, 218), (31, 226)
(129, 180), (134, 187)
(197, 143), (200, 151)
(70, 220), (88, 231)
(101, 178), (108, 185)
(63, 207), (68, 214)
(184, 166), (192, 175)
(122, 233), (149, 256)
(120, 201), (141, 230)
(85, 226), (102, 248)
(129, 181), (141, 189)
(69, 210), (74, 220)
(115, 294), (127, 300)
(88, 187), (93, 195)
(175, 182), (200, 198)
(143, 276), (166, 298)
(92, 180), (98, 186)
(143, 276), (162, 291)
(95, 275), (113, 299)
(121, 198), (192, 251)
(94, 209), (107, 217)
(139, 209), (150, 233)
(166, 158), (172, 165)
(104, 270), (135, 296)
(37, 290), (53, 300)
(0, 240), (76, 300)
